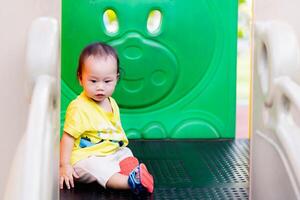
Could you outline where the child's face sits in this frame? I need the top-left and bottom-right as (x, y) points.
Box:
(80, 55), (118, 103)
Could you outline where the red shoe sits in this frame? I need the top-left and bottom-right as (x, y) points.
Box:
(119, 156), (139, 176)
(139, 163), (154, 193)
(128, 163), (154, 194)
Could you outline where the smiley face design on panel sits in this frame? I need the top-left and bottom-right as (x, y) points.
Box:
(102, 9), (178, 109)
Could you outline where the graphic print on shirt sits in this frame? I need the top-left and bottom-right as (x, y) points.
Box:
(79, 123), (124, 148)
(97, 121), (124, 140)
(79, 136), (94, 148)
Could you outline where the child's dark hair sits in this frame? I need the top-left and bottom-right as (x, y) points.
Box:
(77, 42), (120, 80)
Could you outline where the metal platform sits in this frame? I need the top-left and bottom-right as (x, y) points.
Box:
(60, 139), (249, 200)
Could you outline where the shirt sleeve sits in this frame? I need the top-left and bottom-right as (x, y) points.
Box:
(63, 101), (86, 139)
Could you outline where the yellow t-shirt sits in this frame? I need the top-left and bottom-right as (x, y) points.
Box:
(64, 92), (129, 165)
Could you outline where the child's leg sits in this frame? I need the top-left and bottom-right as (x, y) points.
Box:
(74, 161), (130, 190)
(73, 148), (154, 193)
(117, 148), (154, 193)
(73, 166), (97, 183)
(73, 155), (125, 189)
(106, 173), (130, 189)
(106, 164), (154, 193)
(105, 148), (138, 189)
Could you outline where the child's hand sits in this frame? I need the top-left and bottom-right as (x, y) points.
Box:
(59, 164), (80, 189)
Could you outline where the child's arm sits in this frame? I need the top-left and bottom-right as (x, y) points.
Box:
(60, 132), (79, 189)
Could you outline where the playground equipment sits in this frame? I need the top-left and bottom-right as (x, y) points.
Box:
(61, 0), (238, 139)
(3, 17), (60, 200)
(3, 0), (300, 199)
(251, 21), (300, 199)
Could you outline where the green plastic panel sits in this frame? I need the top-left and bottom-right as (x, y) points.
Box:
(62, 0), (238, 139)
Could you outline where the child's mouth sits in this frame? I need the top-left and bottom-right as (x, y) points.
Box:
(95, 94), (105, 98)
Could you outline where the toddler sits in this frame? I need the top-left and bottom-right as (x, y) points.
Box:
(59, 42), (154, 194)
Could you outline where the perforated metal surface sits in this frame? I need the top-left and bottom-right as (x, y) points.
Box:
(60, 139), (249, 200)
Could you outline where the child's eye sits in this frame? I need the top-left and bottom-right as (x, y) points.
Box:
(105, 80), (112, 83)
(90, 80), (97, 83)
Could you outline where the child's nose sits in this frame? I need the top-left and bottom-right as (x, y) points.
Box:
(96, 82), (105, 90)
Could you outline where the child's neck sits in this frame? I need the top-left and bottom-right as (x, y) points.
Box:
(98, 97), (113, 113)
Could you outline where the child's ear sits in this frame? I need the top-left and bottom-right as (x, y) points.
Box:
(117, 73), (120, 80)
(78, 73), (83, 86)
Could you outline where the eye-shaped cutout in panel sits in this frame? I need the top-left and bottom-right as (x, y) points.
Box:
(147, 10), (162, 34)
(103, 9), (119, 34)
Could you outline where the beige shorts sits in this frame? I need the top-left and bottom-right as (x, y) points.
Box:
(73, 147), (133, 188)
